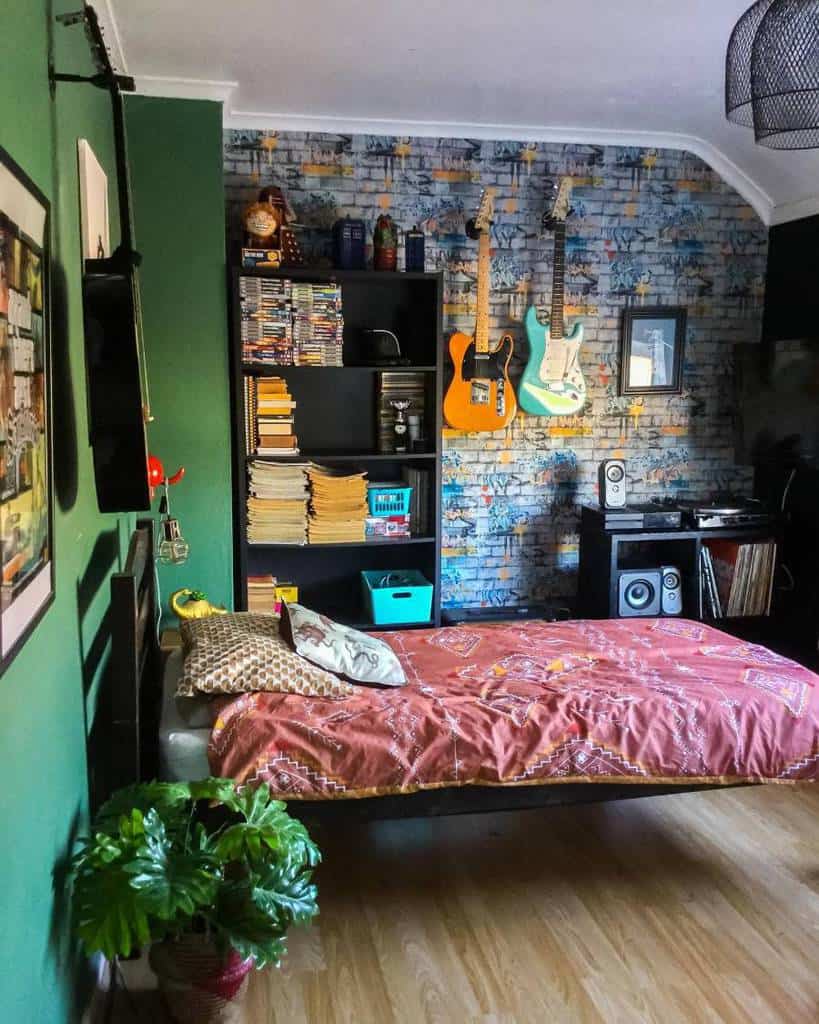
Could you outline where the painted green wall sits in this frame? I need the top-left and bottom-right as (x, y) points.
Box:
(0, 2), (133, 1021)
(126, 96), (233, 618)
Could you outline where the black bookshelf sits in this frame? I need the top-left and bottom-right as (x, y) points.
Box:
(228, 265), (444, 630)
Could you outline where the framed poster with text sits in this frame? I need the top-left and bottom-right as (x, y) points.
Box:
(0, 145), (54, 673)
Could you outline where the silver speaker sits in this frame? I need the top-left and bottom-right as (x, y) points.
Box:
(661, 566), (683, 616)
(599, 459), (627, 509)
(617, 569), (662, 617)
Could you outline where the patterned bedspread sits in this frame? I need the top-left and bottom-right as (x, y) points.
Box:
(208, 618), (819, 799)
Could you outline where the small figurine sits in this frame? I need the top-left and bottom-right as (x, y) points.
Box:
(373, 213), (398, 271)
(390, 399), (412, 452)
(170, 588), (228, 621)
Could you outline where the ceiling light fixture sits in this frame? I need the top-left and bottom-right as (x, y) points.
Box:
(726, 0), (819, 150)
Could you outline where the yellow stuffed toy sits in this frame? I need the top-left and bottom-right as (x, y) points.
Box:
(170, 588), (227, 621)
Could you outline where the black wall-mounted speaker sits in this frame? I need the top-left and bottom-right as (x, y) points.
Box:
(599, 459), (627, 509)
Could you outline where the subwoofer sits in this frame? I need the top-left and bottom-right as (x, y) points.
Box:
(617, 569), (662, 617)
(599, 459), (627, 509)
(661, 566), (683, 616)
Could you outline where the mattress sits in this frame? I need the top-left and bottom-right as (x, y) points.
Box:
(158, 649), (212, 781)
(209, 617), (819, 800)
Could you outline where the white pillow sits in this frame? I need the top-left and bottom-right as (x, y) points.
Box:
(281, 602), (406, 687)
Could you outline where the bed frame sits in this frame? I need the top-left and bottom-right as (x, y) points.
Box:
(111, 521), (737, 821)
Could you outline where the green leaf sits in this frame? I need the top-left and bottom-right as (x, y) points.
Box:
(124, 810), (221, 921)
(95, 782), (193, 836)
(74, 862), (151, 960)
(212, 788), (320, 869)
(187, 777), (240, 807)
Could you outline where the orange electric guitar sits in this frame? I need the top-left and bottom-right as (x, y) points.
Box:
(443, 190), (517, 431)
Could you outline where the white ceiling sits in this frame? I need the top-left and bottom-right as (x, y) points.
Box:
(101, 0), (819, 225)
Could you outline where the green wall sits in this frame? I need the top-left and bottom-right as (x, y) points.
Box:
(126, 96), (233, 618)
(0, 2), (132, 1021)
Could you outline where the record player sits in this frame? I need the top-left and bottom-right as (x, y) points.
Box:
(682, 498), (774, 530)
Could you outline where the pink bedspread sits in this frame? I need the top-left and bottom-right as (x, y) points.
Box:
(208, 618), (819, 799)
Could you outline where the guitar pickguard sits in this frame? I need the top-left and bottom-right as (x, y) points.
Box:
(461, 336), (513, 382)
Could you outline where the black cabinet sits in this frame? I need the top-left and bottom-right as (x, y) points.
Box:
(763, 213), (819, 346)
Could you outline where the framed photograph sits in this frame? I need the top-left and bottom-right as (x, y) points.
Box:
(619, 307), (687, 396)
(0, 144), (54, 674)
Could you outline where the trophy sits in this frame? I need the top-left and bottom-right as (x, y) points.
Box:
(390, 399), (412, 453)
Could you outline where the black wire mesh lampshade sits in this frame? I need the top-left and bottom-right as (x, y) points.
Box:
(726, 0), (819, 149)
(726, 0), (775, 126)
(752, 0), (819, 149)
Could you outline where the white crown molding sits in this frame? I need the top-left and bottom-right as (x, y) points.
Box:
(223, 109), (774, 224)
(94, 0), (128, 74)
(770, 193), (819, 226)
(134, 76), (238, 105)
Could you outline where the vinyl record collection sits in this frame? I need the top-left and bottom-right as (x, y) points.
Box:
(240, 275), (343, 366)
(701, 539), (776, 618)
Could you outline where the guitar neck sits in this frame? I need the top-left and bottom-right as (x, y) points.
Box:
(551, 223), (566, 340)
(475, 230), (491, 354)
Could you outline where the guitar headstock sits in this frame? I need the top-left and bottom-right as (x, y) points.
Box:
(542, 176), (573, 232)
(466, 188), (496, 240)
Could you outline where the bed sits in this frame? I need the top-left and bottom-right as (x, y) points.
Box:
(117, 522), (819, 821)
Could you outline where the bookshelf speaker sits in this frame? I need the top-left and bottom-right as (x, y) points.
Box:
(617, 570), (662, 617)
(661, 566), (683, 616)
(599, 459), (627, 509)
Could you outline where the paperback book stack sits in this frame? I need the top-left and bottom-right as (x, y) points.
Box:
(292, 283), (344, 366)
(307, 464), (368, 543)
(247, 574), (278, 614)
(701, 539), (777, 618)
(240, 276), (293, 365)
(246, 460), (309, 544)
(255, 377), (298, 456)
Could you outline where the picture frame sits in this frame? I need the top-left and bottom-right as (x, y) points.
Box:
(619, 307), (687, 396)
(0, 144), (54, 675)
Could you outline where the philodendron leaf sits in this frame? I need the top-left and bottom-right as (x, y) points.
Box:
(74, 863), (151, 960)
(95, 782), (192, 837)
(212, 787), (320, 869)
(215, 878), (290, 970)
(124, 809), (220, 921)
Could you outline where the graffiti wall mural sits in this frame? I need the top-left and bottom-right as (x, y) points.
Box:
(224, 131), (768, 609)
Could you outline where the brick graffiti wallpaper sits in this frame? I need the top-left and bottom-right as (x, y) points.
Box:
(224, 132), (768, 608)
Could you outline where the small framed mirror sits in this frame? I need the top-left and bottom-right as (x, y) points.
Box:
(619, 307), (686, 395)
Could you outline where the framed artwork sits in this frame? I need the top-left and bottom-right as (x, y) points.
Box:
(619, 307), (687, 396)
(77, 139), (109, 260)
(0, 144), (54, 674)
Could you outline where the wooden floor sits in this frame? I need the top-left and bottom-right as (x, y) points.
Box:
(115, 784), (819, 1023)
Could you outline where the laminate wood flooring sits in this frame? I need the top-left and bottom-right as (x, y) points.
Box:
(115, 784), (819, 1023)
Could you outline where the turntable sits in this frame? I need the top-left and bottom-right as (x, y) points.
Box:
(683, 499), (773, 530)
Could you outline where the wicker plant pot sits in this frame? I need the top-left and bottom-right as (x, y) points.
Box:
(148, 934), (254, 1024)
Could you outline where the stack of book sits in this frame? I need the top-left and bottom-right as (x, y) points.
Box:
(402, 466), (431, 535)
(246, 460), (309, 544)
(247, 574), (278, 614)
(701, 539), (777, 618)
(292, 283), (344, 366)
(253, 377), (299, 456)
(307, 464), (368, 543)
(240, 276), (293, 365)
(376, 371), (426, 452)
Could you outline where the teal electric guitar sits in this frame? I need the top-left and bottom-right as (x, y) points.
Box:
(519, 177), (587, 417)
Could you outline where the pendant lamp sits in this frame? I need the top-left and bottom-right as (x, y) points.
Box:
(726, 0), (819, 149)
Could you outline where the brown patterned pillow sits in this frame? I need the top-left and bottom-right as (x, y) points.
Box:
(280, 602), (406, 687)
(177, 613), (353, 698)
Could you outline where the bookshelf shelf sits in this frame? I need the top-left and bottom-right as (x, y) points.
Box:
(247, 536), (437, 550)
(246, 451), (436, 463)
(229, 265), (444, 627)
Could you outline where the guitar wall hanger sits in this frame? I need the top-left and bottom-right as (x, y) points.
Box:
(49, 10), (136, 96)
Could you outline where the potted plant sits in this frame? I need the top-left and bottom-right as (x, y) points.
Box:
(71, 778), (320, 1023)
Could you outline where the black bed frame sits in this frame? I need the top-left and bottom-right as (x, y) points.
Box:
(111, 521), (737, 822)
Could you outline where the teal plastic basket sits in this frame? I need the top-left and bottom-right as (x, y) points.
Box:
(367, 484), (412, 517)
(361, 570), (433, 625)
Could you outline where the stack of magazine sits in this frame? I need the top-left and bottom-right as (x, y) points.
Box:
(700, 539), (776, 619)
